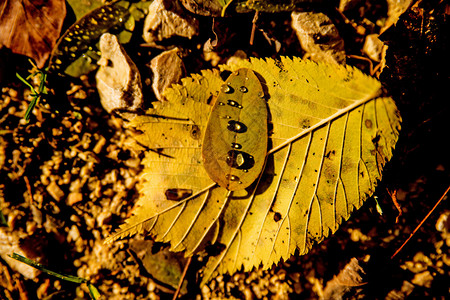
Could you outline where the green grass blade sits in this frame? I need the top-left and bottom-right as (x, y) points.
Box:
(88, 283), (101, 299)
(8, 253), (87, 284)
(16, 73), (36, 92)
(0, 208), (7, 226)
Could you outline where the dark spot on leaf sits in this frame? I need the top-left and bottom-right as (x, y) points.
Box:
(190, 124), (201, 140)
(165, 188), (192, 201)
(325, 150), (336, 159)
(365, 119), (373, 128)
(274, 212), (282, 222)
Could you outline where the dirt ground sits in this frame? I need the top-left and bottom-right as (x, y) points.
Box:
(0, 1), (449, 299)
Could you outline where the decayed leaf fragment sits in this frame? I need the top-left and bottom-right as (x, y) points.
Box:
(107, 57), (401, 285)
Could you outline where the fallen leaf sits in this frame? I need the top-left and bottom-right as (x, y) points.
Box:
(0, 0), (66, 68)
(323, 257), (366, 299)
(202, 68), (268, 191)
(381, 0), (413, 34)
(107, 57), (401, 285)
(66, 0), (103, 20)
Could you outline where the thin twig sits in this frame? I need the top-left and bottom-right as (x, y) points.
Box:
(387, 188), (402, 223)
(391, 184), (450, 259)
(250, 11), (259, 46)
(172, 256), (192, 300)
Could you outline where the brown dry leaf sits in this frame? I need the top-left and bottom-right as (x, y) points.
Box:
(0, 0), (66, 68)
(323, 257), (366, 299)
(107, 57), (401, 285)
(381, 0), (413, 34)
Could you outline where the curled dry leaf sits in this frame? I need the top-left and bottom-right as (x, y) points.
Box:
(363, 34), (387, 63)
(0, 0), (66, 68)
(381, 0), (413, 34)
(323, 257), (366, 299)
(143, 0), (199, 46)
(96, 33), (143, 113)
(150, 48), (185, 101)
(106, 57), (401, 285)
(291, 12), (346, 65)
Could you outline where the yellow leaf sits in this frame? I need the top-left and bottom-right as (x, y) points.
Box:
(106, 57), (401, 285)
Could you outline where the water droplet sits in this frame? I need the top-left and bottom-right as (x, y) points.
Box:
(239, 86), (248, 93)
(231, 143), (242, 149)
(258, 91), (265, 98)
(226, 150), (255, 169)
(227, 100), (242, 108)
(218, 102), (225, 106)
(227, 120), (247, 133)
(243, 169), (248, 173)
(221, 115), (231, 119)
(236, 153), (245, 166)
(226, 174), (240, 181)
(220, 84), (233, 93)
